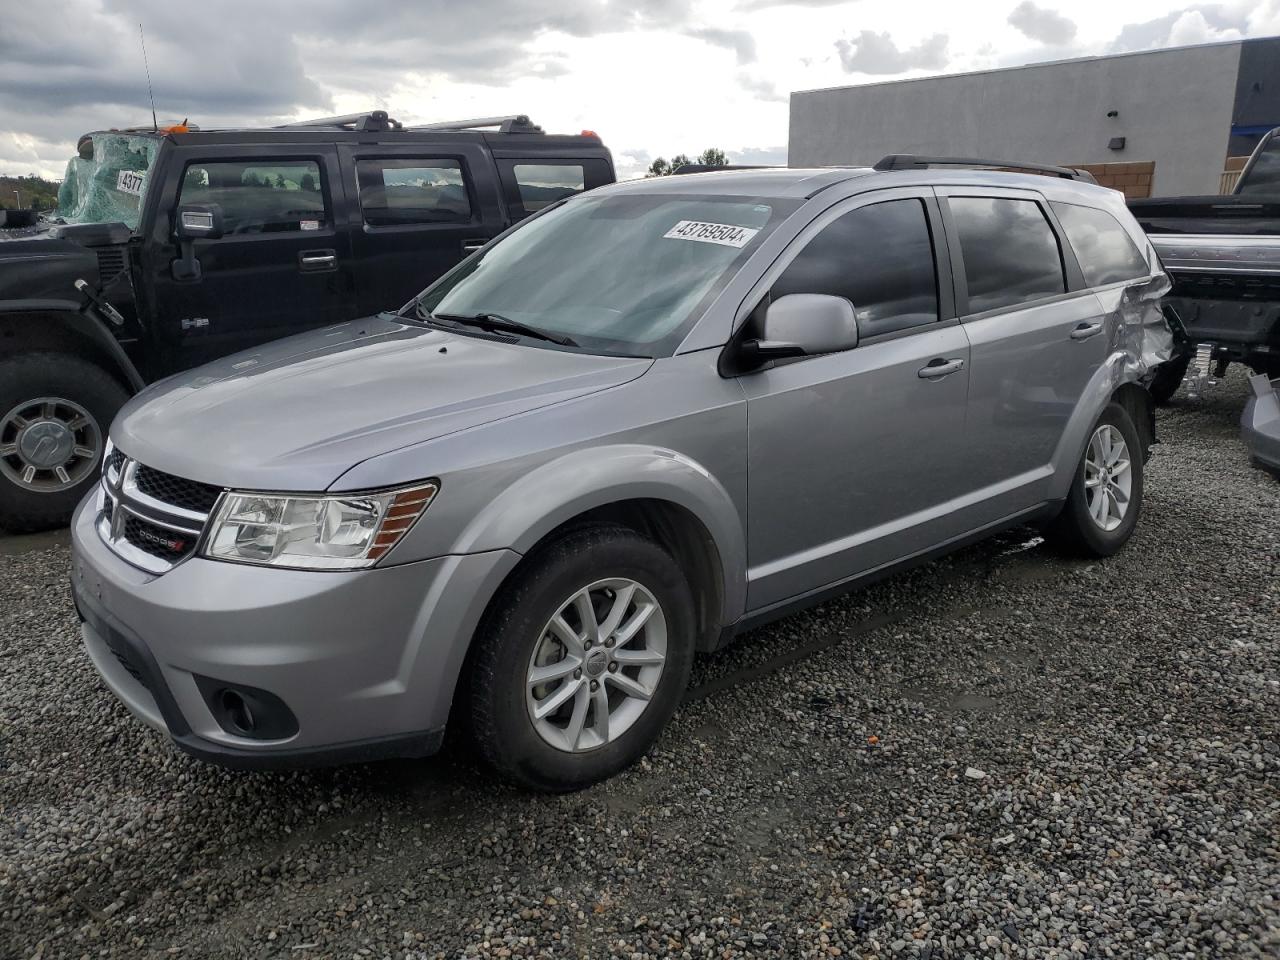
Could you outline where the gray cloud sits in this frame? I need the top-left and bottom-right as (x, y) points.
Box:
(686, 27), (758, 63)
(1109, 6), (1246, 51)
(834, 31), (948, 74)
(1008, 2), (1078, 45)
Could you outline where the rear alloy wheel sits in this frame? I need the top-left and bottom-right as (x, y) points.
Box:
(1045, 402), (1144, 558)
(0, 353), (128, 532)
(468, 523), (695, 792)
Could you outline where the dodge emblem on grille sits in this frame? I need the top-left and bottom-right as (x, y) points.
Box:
(135, 526), (186, 552)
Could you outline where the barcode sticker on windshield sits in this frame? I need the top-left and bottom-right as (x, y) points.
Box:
(116, 170), (146, 196)
(663, 220), (759, 248)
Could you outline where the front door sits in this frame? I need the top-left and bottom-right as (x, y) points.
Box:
(146, 145), (355, 372)
(740, 191), (974, 612)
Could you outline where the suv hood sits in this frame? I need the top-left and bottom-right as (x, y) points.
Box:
(113, 315), (652, 491)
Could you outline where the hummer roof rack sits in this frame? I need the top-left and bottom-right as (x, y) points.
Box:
(276, 110), (404, 132)
(274, 111), (546, 135)
(408, 115), (544, 134)
(873, 154), (1097, 183)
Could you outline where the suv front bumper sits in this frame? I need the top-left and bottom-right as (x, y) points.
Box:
(69, 494), (520, 769)
(1243, 373), (1280, 477)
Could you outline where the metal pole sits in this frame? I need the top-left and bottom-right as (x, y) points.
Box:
(13, 189), (21, 208)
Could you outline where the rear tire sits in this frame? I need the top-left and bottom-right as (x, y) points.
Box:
(0, 352), (128, 532)
(1147, 353), (1190, 405)
(467, 523), (696, 792)
(1045, 403), (1144, 558)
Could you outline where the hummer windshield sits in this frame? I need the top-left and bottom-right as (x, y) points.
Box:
(416, 192), (798, 357)
(54, 132), (161, 229)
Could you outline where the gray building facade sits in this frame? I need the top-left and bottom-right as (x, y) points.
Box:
(789, 37), (1280, 197)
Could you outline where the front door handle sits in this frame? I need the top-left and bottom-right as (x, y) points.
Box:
(918, 357), (965, 379)
(299, 249), (337, 272)
(1070, 321), (1104, 341)
(461, 239), (487, 255)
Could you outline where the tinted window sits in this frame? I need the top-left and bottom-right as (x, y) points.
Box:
(1051, 201), (1149, 286)
(513, 164), (585, 212)
(1236, 137), (1280, 195)
(771, 198), (939, 337)
(179, 161), (326, 234)
(356, 158), (471, 226)
(950, 197), (1065, 313)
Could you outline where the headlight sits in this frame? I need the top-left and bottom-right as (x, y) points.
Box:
(202, 481), (438, 570)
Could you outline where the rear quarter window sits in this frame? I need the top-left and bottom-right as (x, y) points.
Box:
(1050, 201), (1150, 286)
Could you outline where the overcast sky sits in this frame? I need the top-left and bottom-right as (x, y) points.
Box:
(2, 0), (1278, 181)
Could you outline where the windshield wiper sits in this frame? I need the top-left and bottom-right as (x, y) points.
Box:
(431, 311), (578, 347)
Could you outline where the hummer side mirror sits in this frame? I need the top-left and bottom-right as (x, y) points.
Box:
(172, 204), (224, 281)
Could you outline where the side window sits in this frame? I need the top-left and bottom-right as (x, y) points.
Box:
(356, 158), (472, 226)
(178, 160), (326, 234)
(949, 197), (1065, 314)
(512, 164), (586, 213)
(771, 198), (939, 337)
(1050, 201), (1150, 286)
(1237, 136), (1280, 195)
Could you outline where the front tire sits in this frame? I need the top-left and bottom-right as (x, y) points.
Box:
(0, 353), (128, 532)
(1045, 403), (1144, 558)
(467, 524), (696, 792)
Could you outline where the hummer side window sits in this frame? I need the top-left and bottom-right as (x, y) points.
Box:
(356, 158), (473, 226)
(512, 164), (586, 212)
(178, 160), (327, 235)
(771, 198), (940, 338)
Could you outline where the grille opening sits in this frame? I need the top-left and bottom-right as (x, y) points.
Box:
(220, 690), (256, 734)
(95, 247), (127, 285)
(134, 464), (222, 513)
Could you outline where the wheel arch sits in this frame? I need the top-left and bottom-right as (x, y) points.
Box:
(0, 307), (144, 393)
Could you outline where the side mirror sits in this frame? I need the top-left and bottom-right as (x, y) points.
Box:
(742, 294), (859, 364)
(172, 204), (223, 281)
(175, 203), (224, 240)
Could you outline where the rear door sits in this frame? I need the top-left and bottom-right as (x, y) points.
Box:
(938, 187), (1103, 517)
(340, 141), (506, 316)
(144, 143), (356, 372)
(495, 157), (613, 222)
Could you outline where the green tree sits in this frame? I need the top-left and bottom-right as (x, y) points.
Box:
(646, 150), (727, 177)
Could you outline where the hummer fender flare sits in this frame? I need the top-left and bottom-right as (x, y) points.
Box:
(0, 298), (145, 391)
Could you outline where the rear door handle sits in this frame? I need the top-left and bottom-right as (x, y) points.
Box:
(1070, 321), (1104, 341)
(918, 357), (965, 379)
(299, 249), (336, 271)
(461, 239), (487, 255)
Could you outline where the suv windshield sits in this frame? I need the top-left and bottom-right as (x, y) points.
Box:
(54, 133), (161, 229)
(416, 192), (796, 356)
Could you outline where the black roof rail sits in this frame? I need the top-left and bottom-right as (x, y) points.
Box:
(672, 163), (780, 175)
(408, 115), (543, 134)
(276, 110), (402, 132)
(873, 154), (1097, 182)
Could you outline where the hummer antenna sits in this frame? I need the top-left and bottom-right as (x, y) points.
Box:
(139, 23), (158, 132)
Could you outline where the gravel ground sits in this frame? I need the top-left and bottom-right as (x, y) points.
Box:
(1, 372), (1277, 960)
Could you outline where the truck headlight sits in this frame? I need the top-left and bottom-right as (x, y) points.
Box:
(202, 482), (438, 570)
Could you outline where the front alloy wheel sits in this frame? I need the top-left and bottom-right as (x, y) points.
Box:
(468, 523), (696, 792)
(526, 578), (667, 753)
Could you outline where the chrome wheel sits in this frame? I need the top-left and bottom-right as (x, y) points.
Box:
(1084, 424), (1132, 532)
(0, 397), (102, 493)
(526, 578), (667, 753)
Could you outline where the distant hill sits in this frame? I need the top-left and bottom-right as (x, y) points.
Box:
(0, 174), (60, 211)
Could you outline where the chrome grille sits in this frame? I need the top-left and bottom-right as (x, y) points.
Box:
(96, 450), (223, 574)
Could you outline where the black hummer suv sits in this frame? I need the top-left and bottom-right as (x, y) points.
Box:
(0, 111), (614, 530)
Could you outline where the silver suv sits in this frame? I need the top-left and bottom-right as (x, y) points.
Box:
(70, 163), (1173, 791)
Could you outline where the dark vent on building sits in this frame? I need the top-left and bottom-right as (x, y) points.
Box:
(96, 247), (127, 285)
